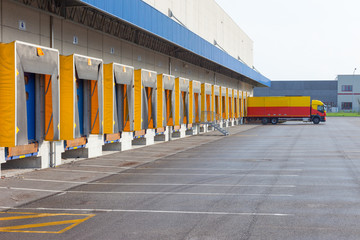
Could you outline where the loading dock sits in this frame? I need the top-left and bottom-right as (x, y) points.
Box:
(103, 63), (134, 151)
(156, 74), (176, 141)
(191, 80), (203, 134)
(201, 83), (213, 131)
(228, 88), (234, 126)
(213, 85), (221, 119)
(201, 83), (213, 122)
(0, 41), (60, 173)
(60, 54), (104, 159)
(220, 86), (228, 127)
(234, 90), (240, 125)
(176, 77), (192, 137)
(133, 69), (159, 146)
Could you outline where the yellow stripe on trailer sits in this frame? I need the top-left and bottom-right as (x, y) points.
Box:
(248, 96), (310, 108)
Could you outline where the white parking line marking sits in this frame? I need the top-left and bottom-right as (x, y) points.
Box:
(0, 187), (293, 197)
(53, 169), (299, 177)
(155, 158), (306, 164)
(0, 206), (293, 217)
(23, 178), (297, 188)
(80, 165), (132, 169)
(79, 164), (303, 172)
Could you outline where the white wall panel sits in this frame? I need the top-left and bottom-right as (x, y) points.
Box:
(142, 0), (254, 66)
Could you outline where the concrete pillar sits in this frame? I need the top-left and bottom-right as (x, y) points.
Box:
(0, 147), (5, 176)
(145, 129), (155, 145)
(54, 140), (64, 166)
(87, 135), (104, 158)
(179, 124), (187, 138)
(38, 141), (50, 168)
(121, 132), (133, 151)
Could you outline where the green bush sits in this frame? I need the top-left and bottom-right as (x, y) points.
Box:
(327, 112), (360, 117)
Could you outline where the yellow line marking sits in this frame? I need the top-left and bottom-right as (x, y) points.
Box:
(0, 212), (92, 221)
(57, 215), (94, 234)
(0, 212), (95, 234)
(0, 213), (53, 221)
(0, 211), (94, 216)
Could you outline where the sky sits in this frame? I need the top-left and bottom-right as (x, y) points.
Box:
(214, 0), (360, 81)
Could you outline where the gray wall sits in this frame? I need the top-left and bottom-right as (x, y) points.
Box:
(337, 75), (360, 112)
(254, 81), (338, 108)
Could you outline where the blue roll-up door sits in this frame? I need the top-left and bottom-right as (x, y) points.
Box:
(77, 79), (84, 136)
(25, 73), (36, 141)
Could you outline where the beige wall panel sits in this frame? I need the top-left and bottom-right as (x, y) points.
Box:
(132, 61), (145, 70)
(54, 39), (63, 54)
(121, 42), (133, 61)
(103, 35), (121, 57)
(40, 13), (50, 37)
(183, 66), (196, 81)
(3, 1), (40, 35)
(40, 36), (50, 48)
(154, 54), (169, 74)
(103, 53), (121, 64)
(87, 48), (103, 59)
(62, 21), (87, 48)
(53, 17), (62, 41)
(88, 30), (102, 51)
(171, 59), (181, 76)
(62, 42), (87, 56)
(121, 56), (133, 67)
(2, 26), (40, 44)
(133, 46), (146, 66)
(204, 75), (214, 85)
(144, 51), (155, 67)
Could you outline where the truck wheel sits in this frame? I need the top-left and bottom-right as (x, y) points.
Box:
(271, 118), (278, 125)
(313, 117), (320, 124)
(261, 118), (269, 125)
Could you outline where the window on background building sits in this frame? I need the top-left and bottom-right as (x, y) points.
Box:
(341, 102), (352, 110)
(341, 85), (353, 92)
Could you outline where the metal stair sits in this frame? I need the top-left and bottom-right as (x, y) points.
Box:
(200, 111), (229, 136)
(208, 122), (229, 136)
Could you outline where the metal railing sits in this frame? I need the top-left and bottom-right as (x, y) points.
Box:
(200, 111), (229, 136)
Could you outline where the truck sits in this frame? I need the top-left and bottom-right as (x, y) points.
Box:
(246, 96), (326, 125)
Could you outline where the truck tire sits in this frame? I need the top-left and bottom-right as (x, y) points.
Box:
(271, 118), (278, 125)
(261, 118), (269, 125)
(313, 117), (320, 124)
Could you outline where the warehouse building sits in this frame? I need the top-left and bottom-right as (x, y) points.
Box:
(0, 0), (270, 174)
(337, 75), (360, 112)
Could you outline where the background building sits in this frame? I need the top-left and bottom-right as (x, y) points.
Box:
(337, 75), (360, 112)
(254, 81), (338, 109)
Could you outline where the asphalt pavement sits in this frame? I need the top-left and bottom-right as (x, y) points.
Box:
(1, 118), (360, 239)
